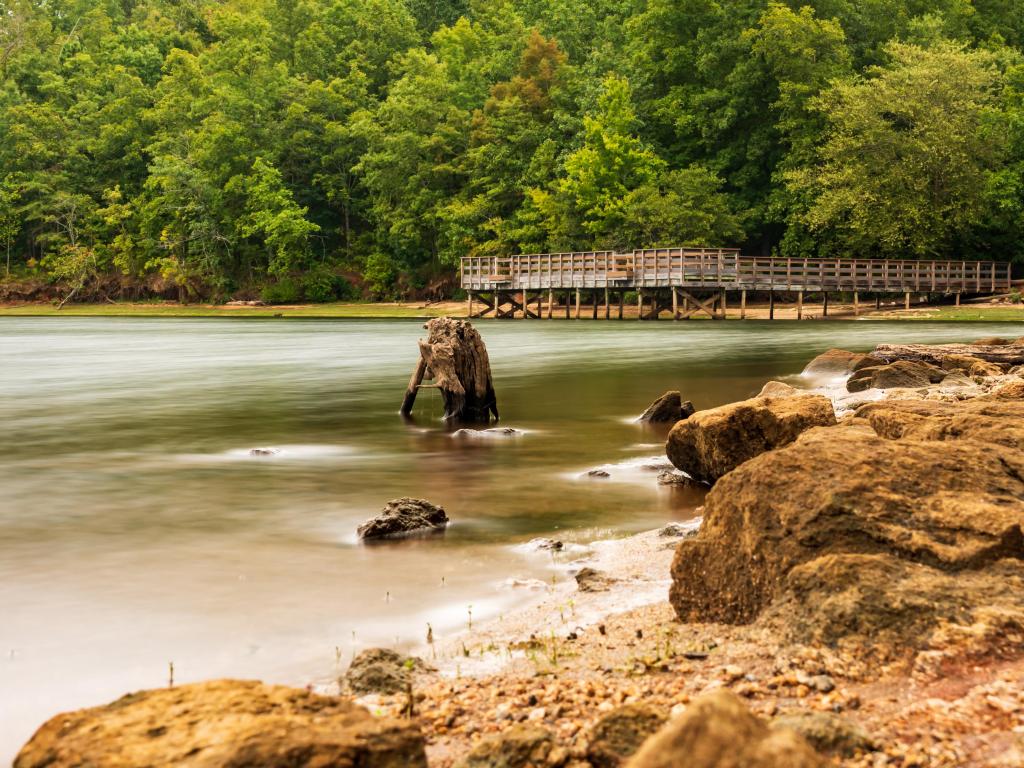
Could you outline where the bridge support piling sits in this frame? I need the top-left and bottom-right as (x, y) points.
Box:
(905, 291), (911, 311)
(521, 290), (529, 319)
(719, 289), (727, 319)
(592, 290), (598, 320)
(797, 291), (803, 320)
(604, 287), (610, 319)
(467, 291), (474, 319)
(955, 292), (961, 307)
(822, 292), (829, 317)
(637, 289), (644, 320)
(574, 289), (581, 319)
(876, 295), (881, 311)
(769, 290), (775, 320)
(547, 289), (553, 319)
(672, 287), (679, 320)
(740, 290), (747, 320)
(854, 291), (859, 316)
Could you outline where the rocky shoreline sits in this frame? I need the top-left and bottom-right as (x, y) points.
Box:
(15, 337), (1024, 767)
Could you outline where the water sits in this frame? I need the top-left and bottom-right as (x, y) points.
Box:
(2, 316), (1021, 760)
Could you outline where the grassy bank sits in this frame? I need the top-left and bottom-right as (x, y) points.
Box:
(0, 300), (1021, 320)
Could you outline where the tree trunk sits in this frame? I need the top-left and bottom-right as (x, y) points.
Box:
(400, 318), (498, 422)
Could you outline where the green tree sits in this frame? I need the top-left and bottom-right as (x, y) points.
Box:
(787, 41), (1008, 258)
(0, 177), (21, 276)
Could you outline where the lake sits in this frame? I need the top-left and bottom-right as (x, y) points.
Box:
(2, 316), (1021, 761)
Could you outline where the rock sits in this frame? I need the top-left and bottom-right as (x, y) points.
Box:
(454, 724), (566, 768)
(345, 648), (416, 695)
(756, 380), (798, 398)
(226, 299), (266, 306)
(854, 398), (1024, 450)
(656, 470), (696, 486)
(586, 703), (667, 768)
(625, 690), (824, 768)
(973, 337), (1011, 346)
(872, 342), (1024, 367)
(587, 469), (611, 478)
(669, 424), (1024, 626)
(802, 348), (875, 376)
(665, 394), (836, 484)
(659, 521), (700, 538)
(985, 379), (1024, 399)
(846, 360), (946, 392)
(14, 679), (427, 768)
(357, 498), (448, 540)
(772, 710), (876, 758)
(575, 567), (616, 592)
(528, 538), (564, 551)
(639, 391), (695, 424)
(453, 427), (522, 438)
(939, 354), (1005, 377)
(249, 447), (280, 456)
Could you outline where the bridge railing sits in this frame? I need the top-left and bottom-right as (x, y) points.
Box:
(461, 249), (1012, 293)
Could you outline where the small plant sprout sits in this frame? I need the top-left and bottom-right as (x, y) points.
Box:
(441, 576), (446, 588)
(385, 590), (391, 603)
(334, 646), (342, 667)
(168, 661), (174, 688)
(461, 642), (470, 658)
(467, 604), (473, 630)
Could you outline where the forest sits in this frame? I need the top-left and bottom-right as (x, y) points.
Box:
(1, 0), (1023, 302)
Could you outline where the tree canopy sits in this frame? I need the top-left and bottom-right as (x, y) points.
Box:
(1, 0), (1023, 301)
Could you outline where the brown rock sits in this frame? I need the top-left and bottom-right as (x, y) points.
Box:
(455, 724), (565, 768)
(14, 679), (427, 768)
(639, 391), (695, 424)
(669, 424), (1024, 624)
(802, 348), (875, 376)
(772, 710), (876, 758)
(575, 567), (616, 592)
(357, 498), (449, 540)
(854, 398), (1024, 450)
(625, 690), (823, 768)
(587, 704), (667, 767)
(345, 648), (417, 695)
(665, 394), (836, 484)
(973, 337), (1012, 346)
(985, 379), (1024, 399)
(873, 342), (1024, 367)
(846, 360), (946, 393)
(940, 354), (1005, 377)
(756, 380), (798, 398)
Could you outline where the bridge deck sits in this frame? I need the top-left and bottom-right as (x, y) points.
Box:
(461, 248), (1011, 294)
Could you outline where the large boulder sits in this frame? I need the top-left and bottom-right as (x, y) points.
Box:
(665, 394), (836, 484)
(638, 391), (695, 424)
(586, 704), (667, 767)
(854, 399), (1024, 450)
(670, 424), (1024, 625)
(357, 498), (448, 540)
(801, 348), (876, 377)
(772, 710), (876, 758)
(625, 691), (823, 768)
(845, 360), (946, 393)
(872, 342), (1024, 367)
(14, 679), (427, 768)
(939, 354), (1005, 377)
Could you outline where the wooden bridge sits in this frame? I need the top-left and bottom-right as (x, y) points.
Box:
(461, 247), (1014, 319)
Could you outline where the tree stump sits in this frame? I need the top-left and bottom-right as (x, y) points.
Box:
(400, 318), (498, 422)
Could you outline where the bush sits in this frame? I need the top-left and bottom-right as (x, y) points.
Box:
(260, 278), (300, 304)
(300, 268), (335, 303)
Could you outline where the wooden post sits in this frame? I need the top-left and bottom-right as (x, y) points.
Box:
(822, 292), (828, 317)
(637, 289), (644, 320)
(547, 289), (553, 319)
(796, 291), (803, 320)
(467, 291), (474, 318)
(905, 291), (911, 311)
(592, 290), (598, 320)
(618, 291), (624, 319)
(521, 290), (529, 319)
(955, 292), (961, 307)
(575, 288), (581, 319)
(740, 290), (747, 320)
(769, 290), (775, 320)
(604, 287), (610, 319)
(672, 287), (679, 320)
(875, 295), (880, 311)
(400, 357), (428, 416)
(720, 289), (727, 319)
(853, 291), (859, 316)
(564, 290), (570, 319)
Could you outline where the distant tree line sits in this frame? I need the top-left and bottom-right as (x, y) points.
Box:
(1, 0), (1023, 302)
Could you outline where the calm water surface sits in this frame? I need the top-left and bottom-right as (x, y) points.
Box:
(2, 317), (1022, 760)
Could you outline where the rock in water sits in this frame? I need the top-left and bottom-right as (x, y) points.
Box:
(846, 360), (946, 392)
(357, 498), (448, 540)
(587, 703), (667, 767)
(801, 348), (876, 376)
(401, 317), (498, 422)
(665, 393), (836, 484)
(756, 380), (798, 398)
(454, 725), (565, 768)
(625, 690), (824, 768)
(345, 648), (416, 695)
(14, 679), (427, 768)
(575, 567), (615, 592)
(639, 391), (695, 424)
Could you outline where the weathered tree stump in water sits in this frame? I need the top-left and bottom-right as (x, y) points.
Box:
(400, 318), (499, 422)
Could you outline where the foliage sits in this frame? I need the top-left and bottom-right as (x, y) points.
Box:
(2, 0), (1024, 301)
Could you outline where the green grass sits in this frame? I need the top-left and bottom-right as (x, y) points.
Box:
(904, 305), (1024, 321)
(0, 301), (458, 318)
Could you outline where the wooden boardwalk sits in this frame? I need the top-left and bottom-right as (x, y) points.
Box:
(461, 247), (1013, 319)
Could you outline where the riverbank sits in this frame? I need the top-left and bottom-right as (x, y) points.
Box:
(0, 298), (1022, 320)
